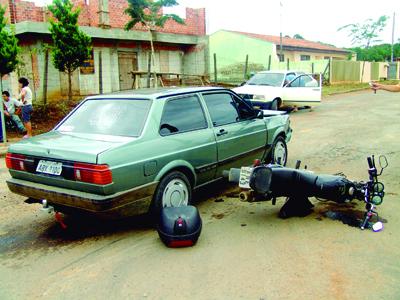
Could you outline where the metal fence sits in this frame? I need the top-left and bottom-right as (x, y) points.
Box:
(210, 53), (399, 85)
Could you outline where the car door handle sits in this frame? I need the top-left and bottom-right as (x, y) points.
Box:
(216, 129), (228, 137)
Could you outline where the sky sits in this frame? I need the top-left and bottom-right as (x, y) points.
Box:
(33, 0), (400, 48)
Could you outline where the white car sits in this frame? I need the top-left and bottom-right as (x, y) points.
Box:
(233, 71), (322, 110)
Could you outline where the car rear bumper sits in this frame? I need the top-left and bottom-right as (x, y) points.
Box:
(7, 178), (158, 218)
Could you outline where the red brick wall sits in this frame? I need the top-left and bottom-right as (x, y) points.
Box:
(74, 0), (92, 26)
(86, 0), (205, 36)
(14, 0), (44, 23)
(1, 0), (205, 36)
(0, 0), (12, 22)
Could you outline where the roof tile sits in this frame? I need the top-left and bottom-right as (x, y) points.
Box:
(228, 30), (349, 53)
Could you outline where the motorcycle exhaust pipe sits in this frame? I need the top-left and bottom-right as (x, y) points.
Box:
(223, 168), (241, 183)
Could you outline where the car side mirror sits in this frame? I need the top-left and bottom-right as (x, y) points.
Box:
(255, 109), (263, 119)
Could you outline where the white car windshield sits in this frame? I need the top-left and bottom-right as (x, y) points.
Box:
(57, 99), (151, 137)
(246, 73), (285, 87)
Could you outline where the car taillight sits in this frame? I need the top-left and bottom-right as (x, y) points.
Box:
(73, 162), (112, 185)
(6, 153), (27, 171)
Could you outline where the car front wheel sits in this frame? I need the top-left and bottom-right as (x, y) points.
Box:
(271, 136), (287, 166)
(151, 171), (192, 218)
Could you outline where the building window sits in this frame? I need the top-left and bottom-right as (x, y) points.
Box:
(300, 55), (311, 61)
(277, 54), (285, 62)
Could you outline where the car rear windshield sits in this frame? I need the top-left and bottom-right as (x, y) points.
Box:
(56, 99), (151, 137)
(247, 73), (284, 87)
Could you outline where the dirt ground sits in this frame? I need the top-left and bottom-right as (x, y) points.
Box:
(0, 90), (399, 300)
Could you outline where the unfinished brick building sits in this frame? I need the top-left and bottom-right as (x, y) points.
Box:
(0, 0), (208, 102)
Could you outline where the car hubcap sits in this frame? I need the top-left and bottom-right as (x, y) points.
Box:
(274, 141), (287, 165)
(162, 179), (189, 208)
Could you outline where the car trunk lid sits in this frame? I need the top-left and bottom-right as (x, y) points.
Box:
(8, 131), (133, 164)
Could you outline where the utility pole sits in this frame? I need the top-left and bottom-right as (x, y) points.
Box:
(279, 1), (283, 62)
(391, 12), (396, 62)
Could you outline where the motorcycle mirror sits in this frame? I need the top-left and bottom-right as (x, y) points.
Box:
(379, 155), (388, 171)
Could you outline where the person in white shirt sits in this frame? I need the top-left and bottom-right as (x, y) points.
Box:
(2, 91), (26, 133)
(18, 77), (33, 138)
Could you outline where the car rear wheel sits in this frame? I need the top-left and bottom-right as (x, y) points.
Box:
(151, 171), (192, 220)
(270, 136), (287, 166)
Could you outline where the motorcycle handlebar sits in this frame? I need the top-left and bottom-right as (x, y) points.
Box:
(367, 156), (374, 169)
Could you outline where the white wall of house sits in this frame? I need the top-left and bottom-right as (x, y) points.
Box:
(279, 50), (348, 62)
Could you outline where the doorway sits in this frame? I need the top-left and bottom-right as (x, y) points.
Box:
(118, 52), (138, 90)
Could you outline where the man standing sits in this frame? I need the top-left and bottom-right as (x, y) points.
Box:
(2, 91), (26, 134)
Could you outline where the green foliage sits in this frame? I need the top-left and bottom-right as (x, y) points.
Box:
(124, 0), (185, 30)
(338, 15), (389, 47)
(48, 0), (92, 74)
(0, 5), (20, 79)
(293, 34), (305, 40)
(348, 43), (400, 61)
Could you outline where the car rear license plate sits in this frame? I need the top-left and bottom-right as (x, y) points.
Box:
(239, 167), (253, 189)
(36, 160), (63, 176)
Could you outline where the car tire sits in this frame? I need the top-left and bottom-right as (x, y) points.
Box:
(270, 98), (280, 110)
(150, 171), (192, 221)
(270, 136), (288, 166)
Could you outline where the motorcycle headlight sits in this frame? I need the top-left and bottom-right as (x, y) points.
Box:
(373, 182), (384, 193)
(371, 194), (383, 205)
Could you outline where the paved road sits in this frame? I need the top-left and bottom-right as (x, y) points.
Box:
(1, 90), (399, 299)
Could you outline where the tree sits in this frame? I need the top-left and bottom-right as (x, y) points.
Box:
(48, 0), (91, 102)
(293, 34), (305, 40)
(348, 43), (400, 62)
(338, 15), (388, 79)
(125, 0), (184, 88)
(0, 5), (20, 92)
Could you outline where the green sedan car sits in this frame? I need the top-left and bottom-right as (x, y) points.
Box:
(6, 87), (292, 218)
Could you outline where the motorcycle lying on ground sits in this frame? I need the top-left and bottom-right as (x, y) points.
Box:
(224, 155), (388, 231)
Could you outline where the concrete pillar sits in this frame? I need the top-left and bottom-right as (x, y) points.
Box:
(98, 0), (110, 28)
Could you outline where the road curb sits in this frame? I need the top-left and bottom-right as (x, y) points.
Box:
(324, 87), (370, 97)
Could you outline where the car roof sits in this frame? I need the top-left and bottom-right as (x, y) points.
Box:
(85, 87), (228, 100)
(257, 70), (300, 74)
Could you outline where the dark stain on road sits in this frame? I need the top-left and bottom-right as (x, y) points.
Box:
(211, 213), (225, 219)
(314, 202), (388, 227)
(0, 214), (153, 259)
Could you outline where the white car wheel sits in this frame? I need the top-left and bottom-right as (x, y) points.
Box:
(272, 137), (287, 166)
(162, 178), (189, 208)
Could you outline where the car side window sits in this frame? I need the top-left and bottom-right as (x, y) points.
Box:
(288, 75), (315, 88)
(202, 93), (240, 127)
(160, 95), (207, 136)
(288, 77), (300, 87)
(284, 73), (296, 86)
(231, 94), (255, 120)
